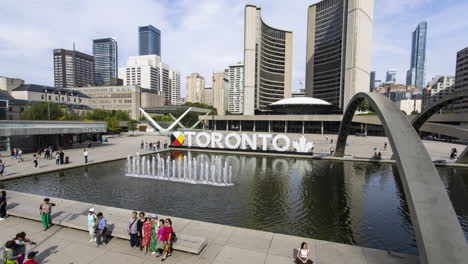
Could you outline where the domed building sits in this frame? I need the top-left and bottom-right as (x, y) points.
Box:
(268, 97), (336, 114)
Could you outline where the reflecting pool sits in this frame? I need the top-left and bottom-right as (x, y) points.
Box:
(1, 151), (467, 255)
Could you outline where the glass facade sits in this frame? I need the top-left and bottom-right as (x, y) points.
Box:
(139, 25), (161, 56)
(93, 38), (118, 85)
(407, 22), (427, 90)
(308, 0), (348, 107)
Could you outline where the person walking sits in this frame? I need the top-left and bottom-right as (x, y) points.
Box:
(161, 218), (174, 261)
(13, 232), (36, 264)
(87, 208), (96, 242)
(23, 251), (39, 264)
(11, 147), (16, 160)
(384, 142), (388, 150)
(3, 240), (18, 264)
(59, 150), (64, 165)
(0, 159), (5, 177)
(128, 211), (139, 248)
(83, 149), (89, 163)
(141, 217), (152, 255)
(55, 151), (60, 165)
(325, 136), (329, 142)
(0, 190), (7, 220)
(95, 212), (108, 247)
(149, 215), (159, 255)
(32, 155), (38, 169)
(329, 147), (334, 155)
(39, 198), (55, 231)
(295, 242), (313, 264)
(137, 212), (146, 251)
(17, 149), (23, 162)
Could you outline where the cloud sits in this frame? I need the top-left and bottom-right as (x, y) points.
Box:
(0, 0), (466, 96)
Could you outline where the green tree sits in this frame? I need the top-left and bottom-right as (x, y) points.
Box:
(182, 102), (217, 115)
(85, 109), (130, 121)
(357, 100), (370, 112)
(21, 102), (63, 120)
(105, 117), (120, 132)
(411, 110), (420, 115)
(127, 119), (138, 134)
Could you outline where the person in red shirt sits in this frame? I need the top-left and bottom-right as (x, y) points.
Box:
(24, 251), (39, 264)
(161, 218), (173, 261)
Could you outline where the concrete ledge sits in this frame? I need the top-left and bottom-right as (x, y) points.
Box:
(5, 191), (207, 255)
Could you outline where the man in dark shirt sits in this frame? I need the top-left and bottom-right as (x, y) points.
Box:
(136, 212), (145, 250)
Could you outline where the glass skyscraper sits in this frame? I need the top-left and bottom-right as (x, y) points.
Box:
(139, 25), (161, 56)
(93, 38), (118, 85)
(406, 22), (427, 90)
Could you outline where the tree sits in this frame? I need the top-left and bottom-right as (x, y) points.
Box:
(105, 117), (120, 132)
(127, 119), (138, 134)
(411, 110), (420, 115)
(357, 100), (370, 112)
(21, 102), (63, 120)
(182, 102), (217, 115)
(85, 109), (130, 121)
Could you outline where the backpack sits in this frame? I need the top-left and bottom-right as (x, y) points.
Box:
(171, 231), (177, 243)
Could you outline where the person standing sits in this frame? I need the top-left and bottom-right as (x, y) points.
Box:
(384, 142), (388, 150)
(161, 218), (174, 261)
(95, 212), (107, 247)
(136, 212), (146, 251)
(17, 149), (23, 162)
(325, 136), (329, 142)
(0, 190), (7, 220)
(149, 215), (159, 255)
(23, 251), (39, 264)
(3, 240), (18, 264)
(59, 150), (64, 165)
(13, 232), (36, 264)
(32, 155), (38, 169)
(0, 160), (5, 177)
(141, 217), (152, 255)
(156, 219), (166, 257)
(83, 149), (89, 163)
(87, 208), (96, 242)
(55, 151), (60, 165)
(329, 147), (334, 155)
(39, 198), (55, 231)
(128, 211), (139, 248)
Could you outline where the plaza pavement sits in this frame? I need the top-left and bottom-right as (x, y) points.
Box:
(0, 133), (466, 182)
(0, 191), (419, 264)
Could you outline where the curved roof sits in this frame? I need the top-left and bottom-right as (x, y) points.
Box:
(269, 97), (332, 106)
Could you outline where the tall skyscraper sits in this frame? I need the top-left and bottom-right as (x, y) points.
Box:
(212, 71), (229, 115)
(305, 0), (374, 110)
(139, 25), (161, 56)
(169, 70), (181, 105)
(160, 63), (170, 105)
(93, 38), (118, 85)
(370, 71), (376, 91)
(53, 49), (95, 88)
(228, 63), (244, 114)
(406, 22), (427, 90)
(186, 73), (205, 103)
(386, 69), (397, 83)
(244, 5), (293, 115)
(118, 55), (161, 91)
(453, 46), (468, 112)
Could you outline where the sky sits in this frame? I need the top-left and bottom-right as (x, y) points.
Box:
(1, 0), (467, 96)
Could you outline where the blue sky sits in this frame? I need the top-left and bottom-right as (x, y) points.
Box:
(1, 0), (467, 95)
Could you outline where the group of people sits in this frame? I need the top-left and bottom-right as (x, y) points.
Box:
(127, 212), (175, 261)
(10, 148), (24, 162)
(3, 232), (39, 264)
(141, 141), (168, 151)
(450, 147), (458, 160)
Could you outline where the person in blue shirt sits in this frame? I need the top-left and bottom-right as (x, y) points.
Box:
(95, 212), (107, 247)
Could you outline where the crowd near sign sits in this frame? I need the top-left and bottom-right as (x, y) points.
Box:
(171, 131), (314, 153)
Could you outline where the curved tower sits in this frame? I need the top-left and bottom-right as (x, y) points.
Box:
(305, 0), (374, 111)
(244, 5), (293, 115)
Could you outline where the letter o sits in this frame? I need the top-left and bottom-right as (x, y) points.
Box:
(272, 134), (290, 152)
(225, 133), (241, 149)
(196, 132), (211, 148)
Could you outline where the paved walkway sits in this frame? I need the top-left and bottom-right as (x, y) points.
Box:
(0, 191), (418, 264)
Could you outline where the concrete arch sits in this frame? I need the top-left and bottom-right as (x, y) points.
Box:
(411, 90), (468, 163)
(335, 92), (467, 264)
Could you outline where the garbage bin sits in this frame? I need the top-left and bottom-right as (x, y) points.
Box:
(65, 156), (70, 164)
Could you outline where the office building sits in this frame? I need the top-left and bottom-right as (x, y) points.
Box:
(228, 63), (244, 114)
(186, 73), (205, 103)
(118, 55), (162, 92)
(370, 71), (376, 91)
(244, 5), (293, 115)
(53, 49), (95, 88)
(305, 0), (374, 110)
(406, 22), (427, 90)
(139, 25), (161, 56)
(453, 47), (468, 112)
(169, 71), (181, 105)
(386, 69), (397, 83)
(93, 38), (118, 85)
(204, 86), (213, 106)
(212, 71), (229, 115)
(160, 63), (170, 105)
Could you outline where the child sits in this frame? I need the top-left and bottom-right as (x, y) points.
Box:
(33, 155), (38, 169)
(3, 240), (18, 264)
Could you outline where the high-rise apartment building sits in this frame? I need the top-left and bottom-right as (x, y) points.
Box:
(305, 0), (374, 110)
(160, 63), (170, 105)
(118, 55), (161, 91)
(139, 25), (161, 56)
(53, 49), (95, 88)
(406, 22), (427, 90)
(186, 73), (205, 103)
(228, 63), (244, 114)
(453, 46), (468, 112)
(203, 87), (213, 106)
(169, 71), (181, 105)
(370, 71), (376, 91)
(212, 71), (229, 115)
(244, 5), (293, 115)
(93, 38), (118, 85)
(422, 75), (455, 109)
(386, 69), (397, 83)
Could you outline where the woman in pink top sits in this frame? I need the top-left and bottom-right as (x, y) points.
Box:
(155, 219), (166, 257)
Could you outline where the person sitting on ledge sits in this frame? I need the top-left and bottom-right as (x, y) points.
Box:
(295, 242), (313, 264)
